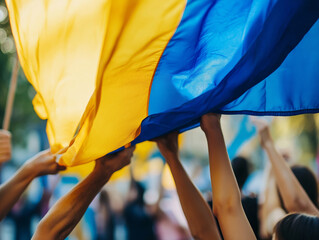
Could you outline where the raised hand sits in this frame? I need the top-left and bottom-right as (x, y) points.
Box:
(25, 149), (66, 177)
(250, 116), (272, 148)
(154, 132), (179, 161)
(95, 146), (135, 173)
(0, 130), (12, 163)
(200, 113), (221, 134)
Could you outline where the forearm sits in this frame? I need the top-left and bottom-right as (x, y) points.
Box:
(259, 167), (279, 222)
(167, 156), (221, 240)
(204, 123), (241, 208)
(0, 164), (36, 220)
(263, 142), (318, 214)
(259, 177), (281, 238)
(33, 167), (112, 240)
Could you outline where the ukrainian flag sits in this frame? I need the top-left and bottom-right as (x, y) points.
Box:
(6, 0), (319, 166)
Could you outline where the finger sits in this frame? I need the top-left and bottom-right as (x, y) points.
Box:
(0, 153), (11, 159)
(150, 136), (163, 142)
(39, 149), (52, 156)
(51, 154), (57, 162)
(127, 146), (136, 156)
(0, 140), (11, 144)
(0, 155), (11, 162)
(124, 145), (135, 153)
(124, 159), (132, 166)
(0, 130), (11, 137)
(43, 152), (56, 162)
(0, 149), (11, 155)
(0, 149), (11, 154)
(57, 164), (67, 171)
(55, 146), (68, 155)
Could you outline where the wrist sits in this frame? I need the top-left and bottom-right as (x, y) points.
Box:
(92, 164), (113, 181)
(165, 153), (179, 166)
(21, 162), (38, 181)
(263, 139), (274, 150)
(203, 121), (221, 135)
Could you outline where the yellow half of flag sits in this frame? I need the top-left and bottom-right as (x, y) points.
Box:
(6, 0), (186, 166)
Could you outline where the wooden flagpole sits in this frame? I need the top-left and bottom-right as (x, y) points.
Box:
(2, 57), (20, 130)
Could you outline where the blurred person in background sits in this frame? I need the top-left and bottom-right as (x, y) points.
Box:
(153, 198), (192, 240)
(231, 155), (260, 239)
(8, 191), (41, 240)
(232, 156), (251, 194)
(124, 178), (157, 240)
(149, 170), (192, 240)
(273, 213), (319, 240)
(95, 189), (116, 240)
(252, 118), (319, 240)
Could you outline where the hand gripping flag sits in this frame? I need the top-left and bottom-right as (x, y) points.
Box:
(6, 0), (319, 166)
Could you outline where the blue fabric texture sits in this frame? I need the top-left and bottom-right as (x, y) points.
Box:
(134, 0), (319, 144)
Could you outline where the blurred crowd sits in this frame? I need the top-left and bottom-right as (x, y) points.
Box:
(0, 114), (318, 240)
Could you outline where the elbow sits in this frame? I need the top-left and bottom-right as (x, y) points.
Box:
(32, 218), (67, 240)
(284, 197), (309, 213)
(190, 226), (217, 240)
(191, 231), (203, 240)
(33, 219), (59, 240)
(213, 190), (242, 217)
(191, 233), (207, 240)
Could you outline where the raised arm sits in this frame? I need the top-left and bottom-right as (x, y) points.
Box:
(0, 129), (12, 163)
(155, 132), (221, 240)
(0, 149), (65, 220)
(252, 118), (319, 216)
(201, 113), (256, 240)
(258, 165), (285, 239)
(32, 147), (135, 240)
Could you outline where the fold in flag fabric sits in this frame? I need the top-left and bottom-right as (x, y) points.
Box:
(6, 0), (319, 166)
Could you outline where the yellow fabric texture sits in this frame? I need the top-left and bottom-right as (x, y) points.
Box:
(6, 0), (109, 153)
(7, 0), (186, 166)
(60, 0), (186, 166)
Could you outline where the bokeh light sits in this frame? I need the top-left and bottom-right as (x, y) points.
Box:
(1, 35), (15, 53)
(0, 5), (8, 23)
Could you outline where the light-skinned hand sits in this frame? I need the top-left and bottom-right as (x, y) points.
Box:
(0, 130), (12, 163)
(250, 116), (273, 148)
(153, 132), (179, 161)
(200, 113), (221, 133)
